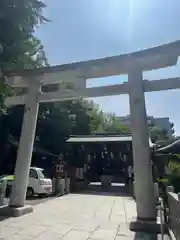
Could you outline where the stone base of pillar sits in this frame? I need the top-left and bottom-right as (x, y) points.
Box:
(0, 205), (33, 217)
(129, 218), (168, 234)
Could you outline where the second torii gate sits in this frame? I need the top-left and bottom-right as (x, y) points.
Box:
(2, 40), (180, 231)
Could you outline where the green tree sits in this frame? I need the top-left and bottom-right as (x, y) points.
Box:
(0, 0), (48, 70)
(0, 0), (48, 114)
(103, 113), (130, 133)
(85, 101), (130, 134)
(167, 159), (180, 192)
(150, 127), (169, 143)
(0, 0), (131, 170)
(0, 0), (48, 167)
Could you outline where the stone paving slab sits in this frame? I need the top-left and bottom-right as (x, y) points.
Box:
(0, 193), (170, 240)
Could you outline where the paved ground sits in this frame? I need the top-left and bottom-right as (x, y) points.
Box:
(0, 186), (169, 239)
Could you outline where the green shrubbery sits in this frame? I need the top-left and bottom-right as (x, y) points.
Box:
(167, 160), (180, 193)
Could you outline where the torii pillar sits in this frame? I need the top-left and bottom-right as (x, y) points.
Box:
(3, 80), (41, 216)
(128, 69), (158, 232)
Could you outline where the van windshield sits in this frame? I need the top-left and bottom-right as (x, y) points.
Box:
(39, 170), (45, 179)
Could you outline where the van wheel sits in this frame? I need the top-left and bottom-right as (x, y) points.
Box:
(26, 187), (34, 198)
(38, 194), (46, 198)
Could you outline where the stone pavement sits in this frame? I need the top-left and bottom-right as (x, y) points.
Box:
(0, 193), (168, 240)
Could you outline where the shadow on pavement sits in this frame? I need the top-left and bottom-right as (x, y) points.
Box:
(3, 195), (56, 208)
(0, 215), (11, 222)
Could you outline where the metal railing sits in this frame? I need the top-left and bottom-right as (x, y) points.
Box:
(166, 186), (180, 240)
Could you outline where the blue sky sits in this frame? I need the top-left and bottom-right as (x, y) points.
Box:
(36, 0), (180, 135)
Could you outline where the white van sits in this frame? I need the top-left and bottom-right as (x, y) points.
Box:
(3, 167), (52, 198)
(27, 167), (52, 197)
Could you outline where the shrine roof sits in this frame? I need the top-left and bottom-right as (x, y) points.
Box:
(156, 138), (180, 153)
(66, 135), (132, 143)
(66, 134), (154, 146)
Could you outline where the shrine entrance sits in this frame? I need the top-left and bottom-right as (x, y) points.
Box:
(66, 134), (154, 194)
(3, 40), (180, 231)
(66, 134), (133, 185)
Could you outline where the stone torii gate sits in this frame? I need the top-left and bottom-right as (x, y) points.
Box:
(2, 40), (180, 231)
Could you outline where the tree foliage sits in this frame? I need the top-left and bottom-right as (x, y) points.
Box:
(150, 127), (169, 143)
(0, 0), (131, 172)
(0, 0), (48, 71)
(2, 98), (130, 156)
(0, 0), (48, 168)
(167, 158), (180, 192)
(0, 0), (48, 115)
(86, 100), (130, 134)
